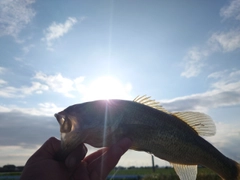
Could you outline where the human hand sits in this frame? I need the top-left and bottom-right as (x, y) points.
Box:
(20, 137), (132, 180)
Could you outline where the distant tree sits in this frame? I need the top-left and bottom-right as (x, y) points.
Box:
(128, 166), (136, 169)
(3, 165), (16, 172)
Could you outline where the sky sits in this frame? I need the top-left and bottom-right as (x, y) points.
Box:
(0, 0), (240, 168)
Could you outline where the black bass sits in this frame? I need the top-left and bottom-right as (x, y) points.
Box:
(55, 96), (240, 180)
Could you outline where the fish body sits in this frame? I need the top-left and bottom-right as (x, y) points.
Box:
(55, 96), (240, 180)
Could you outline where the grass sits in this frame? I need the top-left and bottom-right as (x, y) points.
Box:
(0, 167), (221, 180)
(110, 167), (221, 180)
(0, 172), (21, 176)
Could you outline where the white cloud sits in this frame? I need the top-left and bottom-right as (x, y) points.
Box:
(42, 17), (78, 50)
(0, 102), (62, 116)
(163, 69), (240, 112)
(209, 29), (240, 52)
(220, 0), (240, 20)
(34, 72), (78, 97)
(0, 0), (36, 38)
(181, 0), (240, 78)
(0, 66), (7, 74)
(181, 27), (240, 78)
(181, 29), (240, 78)
(180, 47), (209, 78)
(34, 72), (133, 100)
(207, 69), (229, 79)
(0, 79), (7, 85)
(14, 57), (24, 62)
(38, 102), (63, 116)
(0, 111), (59, 148)
(22, 44), (35, 54)
(205, 122), (240, 162)
(0, 82), (48, 98)
(0, 146), (36, 166)
(1, 71), (132, 101)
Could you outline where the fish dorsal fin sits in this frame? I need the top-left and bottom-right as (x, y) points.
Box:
(171, 163), (197, 180)
(172, 112), (216, 136)
(133, 95), (169, 114)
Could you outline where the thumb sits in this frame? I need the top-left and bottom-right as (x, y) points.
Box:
(31, 137), (62, 160)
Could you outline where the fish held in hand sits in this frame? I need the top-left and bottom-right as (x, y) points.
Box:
(55, 95), (240, 180)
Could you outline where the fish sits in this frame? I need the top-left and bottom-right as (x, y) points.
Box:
(54, 95), (240, 180)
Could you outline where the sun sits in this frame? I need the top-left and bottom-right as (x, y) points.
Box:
(83, 76), (132, 101)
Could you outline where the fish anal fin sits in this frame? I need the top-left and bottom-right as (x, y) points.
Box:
(133, 95), (169, 114)
(172, 112), (216, 136)
(171, 163), (197, 180)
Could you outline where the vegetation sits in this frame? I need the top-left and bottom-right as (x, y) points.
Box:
(0, 166), (221, 180)
(109, 166), (221, 180)
(0, 172), (21, 176)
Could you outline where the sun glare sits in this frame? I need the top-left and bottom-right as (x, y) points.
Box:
(83, 76), (132, 101)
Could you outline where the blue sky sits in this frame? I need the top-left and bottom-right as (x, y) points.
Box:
(0, 0), (240, 167)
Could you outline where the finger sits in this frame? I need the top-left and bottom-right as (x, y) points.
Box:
(32, 137), (61, 159)
(65, 143), (88, 169)
(88, 138), (132, 180)
(70, 161), (90, 180)
(84, 147), (108, 165)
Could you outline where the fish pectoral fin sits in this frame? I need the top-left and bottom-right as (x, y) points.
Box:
(172, 112), (216, 136)
(171, 163), (197, 180)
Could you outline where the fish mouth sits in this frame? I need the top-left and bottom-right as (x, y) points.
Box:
(55, 113), (65, 125)
(55, 113), (72, 133)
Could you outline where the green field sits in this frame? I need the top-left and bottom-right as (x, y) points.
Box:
(0, 172), (21, 176)
(110, 167), (221, 180)
(0, 167), (221, 180)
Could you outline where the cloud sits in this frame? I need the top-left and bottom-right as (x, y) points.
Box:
(34, 72), (133, 100)
(42, 17), (78, 50)
(162, 68), (240, 163)
(0, 66), (7, 74)
(220, 0), (240, 20)
(0, 72), (82, 98)
(0, 79), (7, 85)
(1, 71), (132, 100)
(0, 111), (59, 149)
(22, 44), (35, 54)
(0, 103), (62, 165)
(0, 0), (36, 38)
(205, 122), (240, 162)
(0, 101), (239, 167)
(181, 28), (240, 78)
(0, 81), (49, 98)
(0, 102), (63, 116)
(0, 146), (36, 166)
(163, 69), (240, 112)
(181, 0), (240, 78)
(180, 47), (209, 78)
(209, 29), (240, 52)
(34, 72), (80, 97)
